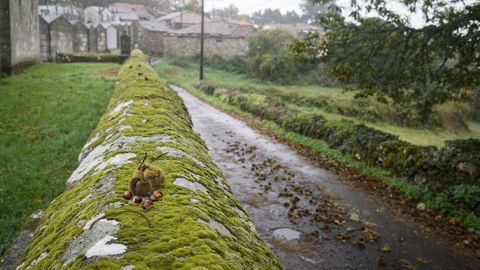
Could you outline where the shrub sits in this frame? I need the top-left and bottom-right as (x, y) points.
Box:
(247, 26), (304, 84)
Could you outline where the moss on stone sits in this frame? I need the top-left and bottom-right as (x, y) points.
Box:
(17, 50), (280, 269)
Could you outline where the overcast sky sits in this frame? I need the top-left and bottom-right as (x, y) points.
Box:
(204, 0), (473, 28)
(204, 0), (304, 15)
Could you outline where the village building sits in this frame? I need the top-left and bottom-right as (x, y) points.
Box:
(0, 0), (40, 74)
(84, 6), (118, 25)
(109, 3), (154, 21)
(155, 12), (211, 29)
(140, 19), (255, 59)
(72, 21), (89, 53)
(38, 5), (82, 21)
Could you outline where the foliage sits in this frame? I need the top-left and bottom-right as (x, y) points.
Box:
(296, 0), (480, 120)
(247, 27), (306, 84)
(0, 63), (117, 256)
(300, 0), (330, 23)
(251, 9), (303, 25)
(209, 4), (239, 19)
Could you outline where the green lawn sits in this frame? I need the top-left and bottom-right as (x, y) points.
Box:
(153, 58), (480, 147)
(0, 63), (117, 255)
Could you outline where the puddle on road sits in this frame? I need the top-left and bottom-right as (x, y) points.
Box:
(273, 228), (302, 241)
(173, 85), (480, 270)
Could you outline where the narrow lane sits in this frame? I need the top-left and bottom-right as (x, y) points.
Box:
(173, 85), (480, 270)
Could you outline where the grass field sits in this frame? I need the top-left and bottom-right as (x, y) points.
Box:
(153, 58), (480, 147)
(0, 63), (118, 255)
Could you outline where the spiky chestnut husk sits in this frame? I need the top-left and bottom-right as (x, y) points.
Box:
(143, 164), (165, 190)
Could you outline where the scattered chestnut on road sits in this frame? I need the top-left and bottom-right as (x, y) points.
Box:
(133, 196), (142, 204)
(123, 191), (133, 200)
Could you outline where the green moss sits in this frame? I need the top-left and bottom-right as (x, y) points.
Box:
(17, 50), (280, 269)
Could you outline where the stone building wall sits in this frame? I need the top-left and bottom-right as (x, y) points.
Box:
(39, 17), (51, 60)
(50, 17), (73, 56)
(0, 0), (40, 74)
(140, 30), (164, 55)
(88, 26), (97, 52)
(140, 30), (248, 59)
(163, 35), (248, 59)
(96, 26), (107, 52)
(72, 23), (89, 53)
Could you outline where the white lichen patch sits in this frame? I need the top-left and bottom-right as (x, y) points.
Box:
(190, 198), (200, 204)
(174, 178), (208, 193)
(118, 125), (133, 132)
(83, 213), (106, 231)
(198, 218), (233, 238)
(30, 210), (45, 220)
(76, 194), (93, 205)
(157, 146), (205, 167)
(121, 265), (135, 270)
(111, 100), (133, 115)
(22, 252), (48, 270)
(64, 219), (123, 264)
(85, 236), (127, 258)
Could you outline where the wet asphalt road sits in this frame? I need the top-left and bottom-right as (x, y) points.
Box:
(173, 85), (480, 270)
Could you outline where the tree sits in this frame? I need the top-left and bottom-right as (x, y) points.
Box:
(300, 0), (330, 23)
(248, 26), (301, 83)
(210, 4), (239, 19)
(250, 9), (305, 25)
(182, 0), (201, 13)
(295, 0), (480, 119)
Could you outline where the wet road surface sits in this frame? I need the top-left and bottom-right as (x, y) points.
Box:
(173, 85), (480, 270)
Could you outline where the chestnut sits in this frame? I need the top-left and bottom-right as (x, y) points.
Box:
(142, 200), (153, 210)
(153, 191), (163, 198)
(149, 195), (158, 202)
(133, 196), (142, 204)
(123, 191), (133, 200)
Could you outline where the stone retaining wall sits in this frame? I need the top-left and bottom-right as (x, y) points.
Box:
(16, 50), (280, 269)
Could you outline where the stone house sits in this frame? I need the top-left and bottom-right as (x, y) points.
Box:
(38, 5), (82, 21)
(105, 24), (118, 50)
(84, 6), (118, 25)
(39, 16), (52, 60)
(0, 0), (40, 74)
(140, 20), (255, 59)
(109, 2), (154, 21)
(96, 24), (108, 52)
(155, 12), (211, 29)
(72, 21), (89, 52)
(40, 15), (74, 59)
(87, 25), (98, 53)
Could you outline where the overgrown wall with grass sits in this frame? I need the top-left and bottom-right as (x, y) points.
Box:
(16, 50), (280, 269)
(197, 82), (480, 218)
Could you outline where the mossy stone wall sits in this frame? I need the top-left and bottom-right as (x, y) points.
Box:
(16, 50), (280, 269)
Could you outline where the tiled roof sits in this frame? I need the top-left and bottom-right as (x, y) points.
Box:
(140, 20), (173, 32)
(109, 2), (154, 20)
(156, 12), (211, 25)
